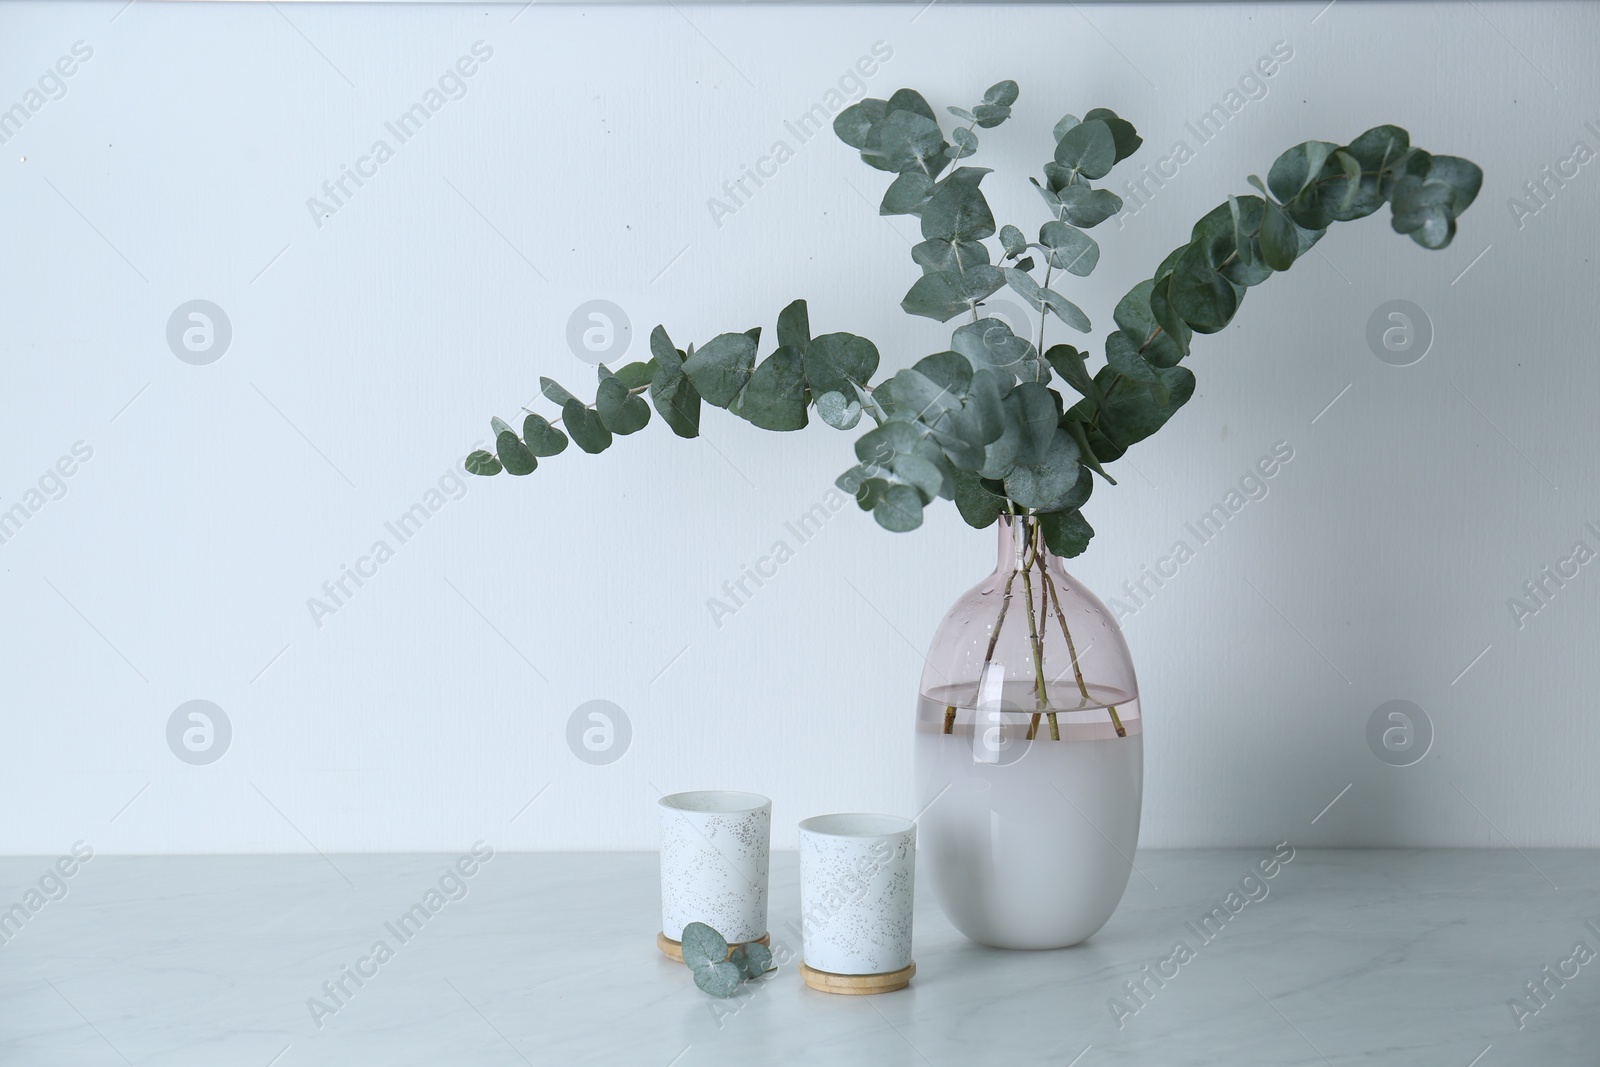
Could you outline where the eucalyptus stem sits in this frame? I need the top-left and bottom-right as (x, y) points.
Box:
(1036, 263), (1053, 358)
(1042, 566), (1126, 738)
(972, 569), (1019, 710)
(1019, 517), (1049, 741)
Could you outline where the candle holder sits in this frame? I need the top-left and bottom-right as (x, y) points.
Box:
(658, 790), (771, 960)
(797, 813), (916, 994)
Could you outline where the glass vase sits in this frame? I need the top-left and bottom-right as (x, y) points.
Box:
(913, 512), (1143, 949)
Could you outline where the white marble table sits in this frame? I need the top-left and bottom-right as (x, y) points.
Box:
(1, 849), (1595, 1065)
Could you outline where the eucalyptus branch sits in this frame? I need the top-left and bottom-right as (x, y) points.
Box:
(466, 84), (1481, 565)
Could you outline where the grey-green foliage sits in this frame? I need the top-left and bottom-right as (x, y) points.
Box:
(468, 86), (1481, 560)
(678, 922), (775, 997)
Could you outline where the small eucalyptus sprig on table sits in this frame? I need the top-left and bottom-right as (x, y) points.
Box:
(679, 922), (775, 997)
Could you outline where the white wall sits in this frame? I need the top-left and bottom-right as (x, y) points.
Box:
(2, 0), (1596, 855)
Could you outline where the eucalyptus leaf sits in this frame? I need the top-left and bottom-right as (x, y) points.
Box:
(972, 103), (1010, 128)
(804, 333), (879, 396)
(777, 299), (811, 350)
(1105, 332), (1169, 404)
(523, 413), (570, 456)
(951, 316), (1039, 380)
(539, 377), (577, 407)
(862, 109), (948, 177)
(650, 360), (702, 438)
(464, 449), (502, 476)
(882, 171), (935, 216)
(1051, 113), (1080, 141)
(948, 127), (979, 159)
(1055, 185), (1124, 228)
(495, 431), (537, 476)
(1012, 381), (1060, 463)
(682, 332), (757, 407)
(680, 923), (729, 970)
(1038, 220), (1100, 276)
(913, 349), (974, 398)
(693, 959), (745, 998)
(1083, 107), (1142, 163)
(1062, 416), (1114, 485)
(610, 361), (656, 391)
(1267, 140), (1338, 203)
(1040, 508), (1094, 558)
(855, 420), (927, 465)
(833, 98), (888, 150)
(952, 467), (1006, 528)
(892, 453), (947, 503)
(983, 80), (1020, 107)
(1053, 119), (1116, 181)
(1258, 198), (1300, 271)
(730, 943), (773, 980)
(649, 325), (681, 367)
(920, 179), (996, 242)
(816, 390), (863, 429)
(563, 399), (612, 454)
(735, 346), (810, 431)
(1045, 343), (1100, 403)
(999, 224), (1027, 257)
(873, 483), (925, 532)
(1003, 429), (1082, 510)
(1113, 279), (1188, 368)
(912, 237), (989, 275)
(596, 376), (652, 434)
(886, 88), (938, 123)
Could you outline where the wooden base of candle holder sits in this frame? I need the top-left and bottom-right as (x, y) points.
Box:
(657, 930), (770, 963)
(799, 960), (916, 995)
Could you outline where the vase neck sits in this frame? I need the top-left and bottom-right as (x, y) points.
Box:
(995, 514), (1055, 574)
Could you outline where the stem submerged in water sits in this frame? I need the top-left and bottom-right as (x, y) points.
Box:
(1042, 566), (1127, 738)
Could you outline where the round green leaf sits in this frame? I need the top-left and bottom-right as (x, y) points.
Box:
(693, 959), (745, 997)
(735, 346), (809, 431)
(920, 180), (996, 243)
(680, 922), (729, 970)
(804, 332), (879, 396)
(596, 378), (651, 435)
(494, 430), (537, 476)
(816, 390), (863, 430)
(523, 413), (570, 457)
(1037, 220), (1100, 276)
(731, 942), (773, 979)
(682, 332), (756, 408)
(464, 449), (502, 476)
(972, 103), (1010, 129)
(862, 110), (948, 177)
(1053, 119), (1116, 181)
(562, 399), (612, 454)
(873, 484), (925, 532)
(947, 127), (979, 159)
(1040, 508), (1095, 558)
(1003, 429), (1082, 510)
(833, 98), (888, 149)
(1055, 185), (1124, 228)
(1083, 107), (1142, 163)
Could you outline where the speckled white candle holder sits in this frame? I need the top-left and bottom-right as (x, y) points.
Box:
(797, 813), (916, 991)
(659, 791), (771, 950)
